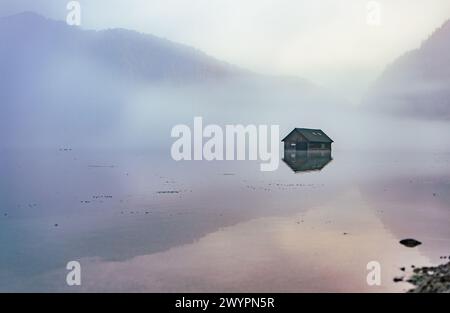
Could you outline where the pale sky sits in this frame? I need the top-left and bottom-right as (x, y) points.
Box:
(1, 0), (450, 103)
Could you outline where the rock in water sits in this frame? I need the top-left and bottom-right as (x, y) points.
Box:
(400, 238), (422, 248)
(406, 261), (450, 293)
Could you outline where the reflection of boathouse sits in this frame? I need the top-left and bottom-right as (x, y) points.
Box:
(283, 150), (332, 173)
(282, 128), (333, 151)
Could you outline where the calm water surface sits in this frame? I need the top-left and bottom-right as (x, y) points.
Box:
(1, 148), (449, 292)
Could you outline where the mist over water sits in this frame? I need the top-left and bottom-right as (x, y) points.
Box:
(2, 68), (450, 292)
(4, 75), (450, 152)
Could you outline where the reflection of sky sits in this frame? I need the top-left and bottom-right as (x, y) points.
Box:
(1, 149), (449, 291)
(1, 0), (450, 102)
(38, 191), (430, 292)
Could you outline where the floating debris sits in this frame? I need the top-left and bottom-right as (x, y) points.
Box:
(157, 191), (180, 194)
(88, 165), (115, 168)
(400, 238), (422, 248)
(92, 195), (113, 199)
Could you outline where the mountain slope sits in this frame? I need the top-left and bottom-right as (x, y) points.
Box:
(0, 12), (243, 84)
(365, 20), (450, 120)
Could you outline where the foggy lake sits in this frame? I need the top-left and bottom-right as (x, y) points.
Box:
(2, 3), (450, 295)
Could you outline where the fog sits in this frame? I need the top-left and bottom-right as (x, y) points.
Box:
(2, 1), (450, 103)
(1, 11), (449, 153)
(3, 73), (450, 153)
